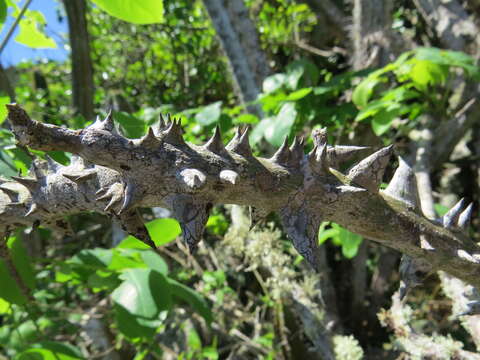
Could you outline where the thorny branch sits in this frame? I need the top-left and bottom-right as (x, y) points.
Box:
(3, 104), (480, 294)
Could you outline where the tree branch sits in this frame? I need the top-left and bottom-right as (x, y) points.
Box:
(5, 104), (480, 290)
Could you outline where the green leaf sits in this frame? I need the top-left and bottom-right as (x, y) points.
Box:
(87, 271), (120, 292)
(286, 59), (319, 89)
(112, 269), (172, 319)
(352, 77), (382, 108)
(195, 101), (222, 126)
(318, 228), (339, 245)
(15, 17), (56, 49)
(0, 95), (8, 123)
(140, 251), (168, 275)
(234, 113), (259, 125)
(0, 297), (10, 314)
(409, 59), (447, 90)
(108, 249), (145, 271)
(112, 269), (171, 338)
(168, 278), (212, 324)
(371, 109), (395, 136)
(333, 224), (363, 259)
(434, 203), (449, 217)
(0, 0), (6, 26)
(285, 87), (312, 101)
(146, 218), (181, 246)
(264, 103), (297, 147)
(263, 73), (286, 93)
(8, 236), (36, 289)
(91, 0), (164, 24)
(71, 248), (113, 268)
(250, 117), (274, 145)
(117, 236), (151, 250)
(0, 239), (32, 304)
(113, 111), (146, 138)
(187, 328), (202, 350)
(15, 341), (84, 360)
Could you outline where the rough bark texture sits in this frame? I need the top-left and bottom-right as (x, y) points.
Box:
(202, 0), (270, 114)
(352, 0), (399, 69)
(4, 104), (480, 293)
(414, 0), (480, 53)
(63, 0), (95, 121)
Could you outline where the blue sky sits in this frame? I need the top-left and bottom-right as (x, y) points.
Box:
(1, 0), (68, 66)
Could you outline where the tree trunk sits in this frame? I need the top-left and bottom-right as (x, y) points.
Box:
(202, 0), (270, 115)
(352, 0), (398, 69)
(63, 0), (95, 121)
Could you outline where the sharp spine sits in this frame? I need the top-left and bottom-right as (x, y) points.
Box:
(308, 143), (327, 174)
(458, 203), (474, 229)
(0, 185), (20, 201)
(288, 136), (304, 167)
(270, 136), (291, 165)
(11, 176), (39, 192)
(45, 155), (62, 173)
(384, 156), (419, 209)
(118, 182), (135, 214)
(327, 145), (370, 167)
(443, 198), (467, 228)
(25, 202), (39, 217)
(347, 145), (393, 192)
(139, 127), (161, 149)
(163, 119), (185, 145)
(204, 125), (225, 154)
(103, 109), (114, 131)
(62, 170), (96, 183)
(159, 113), (166, 129)
(226, 127), (252, 157)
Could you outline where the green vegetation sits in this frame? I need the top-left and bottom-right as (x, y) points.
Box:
(1, 0), (479, 358)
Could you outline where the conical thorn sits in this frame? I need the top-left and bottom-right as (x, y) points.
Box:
(308, 143), (327, 174)
(327, 145), (370, 167)
(458, 203), (474, 229)
(45, 155), (62, 173)
(62, 170), (96, 183)
(103, 109), (114, 131)
(11, 176), (39, 192)
(347, 145), (393, 192)
(270, 136), (291, 165)
(139, 127), (161, 149)
(0, 185), (20, 201)
(384, 156), (419, 210)
(118, 182), (135, 214)
(204, 125), (225, 154)
(443, 198), (467, 228)
(25, 202), (39, 217)
(163, 120), (185, 145)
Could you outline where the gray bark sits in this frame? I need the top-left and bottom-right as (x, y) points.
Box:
(63, 0), (95, 121)
(202, 0), (270, 114)
(413, 0), (480, 54)
(352, 0), (398, 69)
(5, 104), (480, 292)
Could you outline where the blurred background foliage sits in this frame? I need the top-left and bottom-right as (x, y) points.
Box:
(0, 0), (479, 359)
